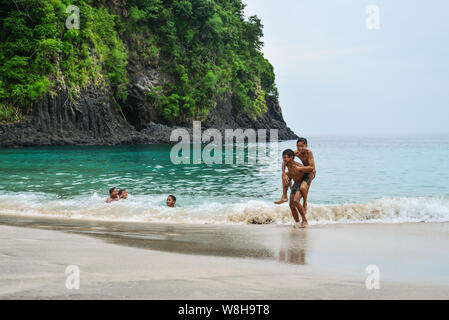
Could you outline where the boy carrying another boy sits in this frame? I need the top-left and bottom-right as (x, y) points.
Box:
(275, 138), (316, 213)
(281, 149), (309, 228)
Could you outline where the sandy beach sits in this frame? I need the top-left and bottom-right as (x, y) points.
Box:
(0, 216), (448, 299)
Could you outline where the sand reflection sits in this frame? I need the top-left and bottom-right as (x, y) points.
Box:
(278, 229), (308, 265)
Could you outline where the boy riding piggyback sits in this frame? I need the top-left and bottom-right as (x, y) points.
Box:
(275, 138), (316, 214)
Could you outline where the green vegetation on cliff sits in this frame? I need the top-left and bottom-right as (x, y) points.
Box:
(0, 0), (277, 123)
(0, 0), (128, 122)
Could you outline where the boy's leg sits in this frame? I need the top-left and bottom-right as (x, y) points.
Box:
(275, 174), (290, 204)
(293, 191), (308, 228)
(300, 181), (309, 213)
(300, 173), (314, 212)
(289, 193), (300, 223)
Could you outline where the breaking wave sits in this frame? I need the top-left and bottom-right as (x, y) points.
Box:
(1, 192), (449, 225)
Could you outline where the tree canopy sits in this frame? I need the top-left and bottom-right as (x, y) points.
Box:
(0, 0), (277, 123)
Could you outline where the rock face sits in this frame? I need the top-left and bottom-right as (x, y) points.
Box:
(0, 87), (142, 147)
(205, 94), (297, 140)
(0, 85), (297, 147)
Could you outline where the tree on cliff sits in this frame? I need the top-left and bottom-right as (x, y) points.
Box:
(0, 0), (277, 125)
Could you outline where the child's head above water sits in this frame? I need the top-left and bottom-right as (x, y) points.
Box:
(109, 187), (118, 199)
(166, 195), (176, 207)
(296, 137), (308, 153)
(282, 149), (295, 163)
(118, 189), (128, 199)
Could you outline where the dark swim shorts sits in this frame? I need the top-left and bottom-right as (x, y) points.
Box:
(291, 180), (301, 195)
(291, 174), (310, 195)
(302, 173), (310, 184)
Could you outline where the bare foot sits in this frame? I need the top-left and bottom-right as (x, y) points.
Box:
(300, 221), (308, 228)
(274, 197), (288, 205)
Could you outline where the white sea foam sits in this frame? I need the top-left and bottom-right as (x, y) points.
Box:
(0, 192), (448, 225)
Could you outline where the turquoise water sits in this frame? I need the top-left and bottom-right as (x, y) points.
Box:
(1, 136), (448, 224)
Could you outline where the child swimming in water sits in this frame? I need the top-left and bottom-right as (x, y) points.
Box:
(119, 189), (128, 199)
(166, 195), (176, 208)
(106, 187), (120, 203)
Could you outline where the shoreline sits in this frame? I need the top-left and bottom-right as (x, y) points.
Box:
(0, 217), (448, 299)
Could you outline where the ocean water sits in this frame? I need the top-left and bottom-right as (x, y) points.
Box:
(0, 136), (448, 225)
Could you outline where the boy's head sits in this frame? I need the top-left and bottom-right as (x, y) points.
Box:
(166, 195), (176, 207)
(118, 189), (128, 199)
(109, 187), (118, 199)
(282, 149), (295, 164)
(296, 137), (308, 153)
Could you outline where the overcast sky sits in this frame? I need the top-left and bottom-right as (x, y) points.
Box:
(243, 0), (449, 137)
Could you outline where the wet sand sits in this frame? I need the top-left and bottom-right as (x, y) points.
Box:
(0, 216), (448, 299)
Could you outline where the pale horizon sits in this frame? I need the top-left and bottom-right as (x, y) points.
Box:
(244, 0), (449, 137)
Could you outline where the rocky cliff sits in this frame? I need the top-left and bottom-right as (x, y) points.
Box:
(0, 0), (297, 147)
(0, 86), (296, 147)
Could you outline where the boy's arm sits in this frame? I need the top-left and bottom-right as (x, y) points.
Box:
(282, 162), (289, 185)
(298, 151), (315, 173)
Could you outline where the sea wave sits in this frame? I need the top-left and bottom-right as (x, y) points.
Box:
(0, 193), (448, 225)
